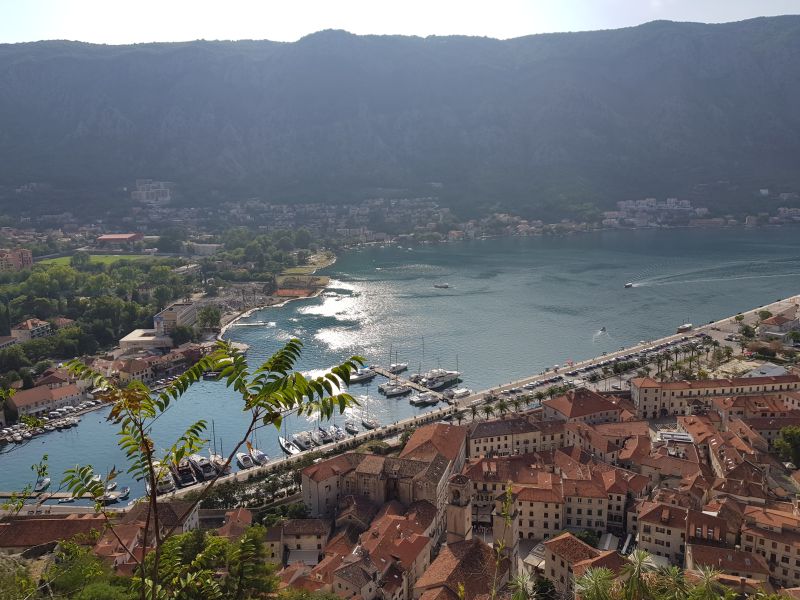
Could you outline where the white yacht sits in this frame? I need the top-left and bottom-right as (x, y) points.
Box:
(451, 388), (473, 399)
(421, 369), (460, 390)
(292, 431), (314, 450)
(236, 452), (255, 469)
(344, 420), (359, 435)
(189, 454), (217, 481)
(249, 447), (270, 465)
(349, 368), (377, 383)
(329, 424), (347, 441)
(410, 392), (439, 407)
(379, 382), (412, 396)
(388, 362), (409, 374)
(209, 452), (231, 475)
(147, 462), (176, 496)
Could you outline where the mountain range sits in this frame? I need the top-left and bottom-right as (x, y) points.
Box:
(1, 16), (800, 218)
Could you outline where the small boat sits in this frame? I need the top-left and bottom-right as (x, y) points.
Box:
(600, 326), (607, 333)
(292, 431), (314, 450)
(202, 371), (221, 380)
(379, 382), (412, 396)
(433, 283), (450, 289)
(279, 436), (302, 456)
(106, 482), (117, 492)
(310, 429), (325, 446)
(329, 424), (347, 441)
(344, 420), (359, 435)
(676, 323), (693, 333)
(118, 487), (130, 501)
(44, 425), (55, 432)
(410, 392), (439, 407)
(624, 282), (633, 288)
(34, 477), (51, 493)
(388, 362), (409, 374)
(189, 454), (217, 480)
(361, 414), (380, 430)
(12, 434), (22, 443)
(349, 368), (377, 383)
(318, 426), (334, 444)
(22, 431), (32, 440)
(236, 452), (255, 469)
(146, 462), (176, 496)
(249, 447), (270, 465)
(451, 388), (473, 399)
(57, 496), (75, 504)
(209, 453), (231, 474)
(171, 459), (198, 487)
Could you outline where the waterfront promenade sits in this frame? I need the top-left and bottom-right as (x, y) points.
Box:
(160, 292), (800, 501)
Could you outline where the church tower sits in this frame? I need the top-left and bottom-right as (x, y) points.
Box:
(446, 474), (473, 543)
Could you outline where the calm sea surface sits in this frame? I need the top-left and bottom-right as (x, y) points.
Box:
(3, 227), (800, 499)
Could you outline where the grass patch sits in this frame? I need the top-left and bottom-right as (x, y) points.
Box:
(40, 254), (153, 265)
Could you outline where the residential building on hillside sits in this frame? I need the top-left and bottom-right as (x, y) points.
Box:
(154, 301), (197, 335)
(7, 383), (82, 417)
(467, 417), (565, 457)
(0, 247), (33, 271)
(10, 318), (52, 342)
(542, 388), (622, 424)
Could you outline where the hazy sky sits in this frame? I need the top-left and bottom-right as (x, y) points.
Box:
(1, 0), (798, 44)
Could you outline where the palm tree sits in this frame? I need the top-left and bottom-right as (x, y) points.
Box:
(455, 410), (465, 425)
(470, 405), (478, 421)
(496, 398), (509, 416)
(575, 567), (615, 600)
(652, 565), (688, 600)
(510, 572), (533, 600)
(510, 397), (523, 413)
(482, 404), (495, 420)
(690, 565), (728, 600)
(534, 390), (545, 403)
(621, 549), (654, 600)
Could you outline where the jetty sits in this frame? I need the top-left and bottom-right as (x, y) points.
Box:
(370, 367), (446, 401)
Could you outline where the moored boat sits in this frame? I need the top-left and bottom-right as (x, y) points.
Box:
(189, 453), (217, 480)
(329, 424), (347, 441)
(236, 452), (255, 469)
(292, 431), (313, 451)
(379, 382), (412, 396)
(318, 426), (334, 444)
(171, 459), (198, 487)
(421, 368), (460, 390)
(349, 368), (376, 383)
(209, 452), (231, 475)
(279, 436), (302, 456)
(410, 392), (439, 407)
(388, 362), (409, 374)
(34, 477), (51, 493)
(344, 420), (359, 435)
(249, 447), (270, 465)
(361, 415), (380, 430)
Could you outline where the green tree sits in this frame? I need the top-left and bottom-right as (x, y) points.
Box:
(758, 310), (773, 321)
(621, 549), (654, 600)
(70, 251), (92, 269)
(76, 582), (135, 600)
(293, 228), (312, 249)
(652, 565), (689, 600)
(47, 540), (107, 596)
(170, 325), (195, 345)
(510, 572), (533, 600)
(775, 425), (800, 466)
(688, 565), (730, 600)
(197, 305), (222, 329)
(575, 567), (616, 600)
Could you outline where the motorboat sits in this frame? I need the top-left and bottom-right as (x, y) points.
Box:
(624, 282), (634, 288)
(344, 420), (359, 435)
(329, 425), (347, 441)
(189, 454), (217, 480)
(451, 388), (473, 399)
(676, 323), (693, 333)
(600, 326), (607, 333)
(318, 426), (334, 444)
(22, 431), (32, 440)
(117, 486), (130, 501)
(147, 462), (176, 496)
(349, 368), (377, 383)
(379, 382), (412, 397)
(292, 431), (314, 451)
(410, 392), (439, 407)
(279, 436), (302, 456)
(11, 434), (22, 443)
(236, 452), (255, 469)
(388, 362), (409, 374)
(34, 477), (51, 493)
(57, 496), (75, 504)
(171, 459), (198, 487)
(106, 482), (117, 492)
(433, 283), (450, 289)
(202, 371), (221, 380)
(310, 429), (325, 446)
(421, 369), (460, 390)
(249, 447), (270, 465)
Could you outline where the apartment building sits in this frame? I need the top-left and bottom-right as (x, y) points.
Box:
(467, 417), (564, 457)
(7, 383), (82, 417)
(542, 388), (621, 424)
(10, 318), (52, 342)
(154, 301), (197, 335)
(544, 532), (603, 594)
(630, 375), (800, 419)
(741, 504), (800, 587)
(0, 247), (33, 271)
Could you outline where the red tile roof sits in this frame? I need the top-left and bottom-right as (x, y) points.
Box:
(544, 532), (599, 564)
(0, 514), (105, 548)
(543, 388), (620, 419)
(400, 423), (467, 464)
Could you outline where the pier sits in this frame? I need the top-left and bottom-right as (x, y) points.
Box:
(370, 367), (446, 400)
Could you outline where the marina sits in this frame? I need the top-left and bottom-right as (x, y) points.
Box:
(3, 228), (800, 500)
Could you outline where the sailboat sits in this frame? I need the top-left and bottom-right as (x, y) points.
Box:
(209, 424), (231, 475)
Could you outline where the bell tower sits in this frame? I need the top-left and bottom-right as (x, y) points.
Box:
(446, 474), (473, 543)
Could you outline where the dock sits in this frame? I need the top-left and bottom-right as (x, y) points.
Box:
(370, 367), (446, 401)
(0, 491), (94, 500)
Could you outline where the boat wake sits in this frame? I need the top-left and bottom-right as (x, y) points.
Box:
(636, 272), (800, 287)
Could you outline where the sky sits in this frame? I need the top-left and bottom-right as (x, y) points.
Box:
(1, 0), (798, 44)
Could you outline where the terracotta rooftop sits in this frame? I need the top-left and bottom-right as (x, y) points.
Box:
(0, 514), (105, 548)
(415, 538), (504, 600)
(573, 549), (627, 578)
(399, 423), (467, 464)
(544, 532), (599, 564)
(469, 416), (542, 438)
(122, 501), (195, 528)
(638, 503), (688, 529)
(283, 518), (331, 537)
(688, 543), (769, 575)
(543, 388), (620, 419)
(632, 374), (800, 391)
(302, 452), (364, 483)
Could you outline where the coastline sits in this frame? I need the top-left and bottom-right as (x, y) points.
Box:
(217, 251), (337, 338)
